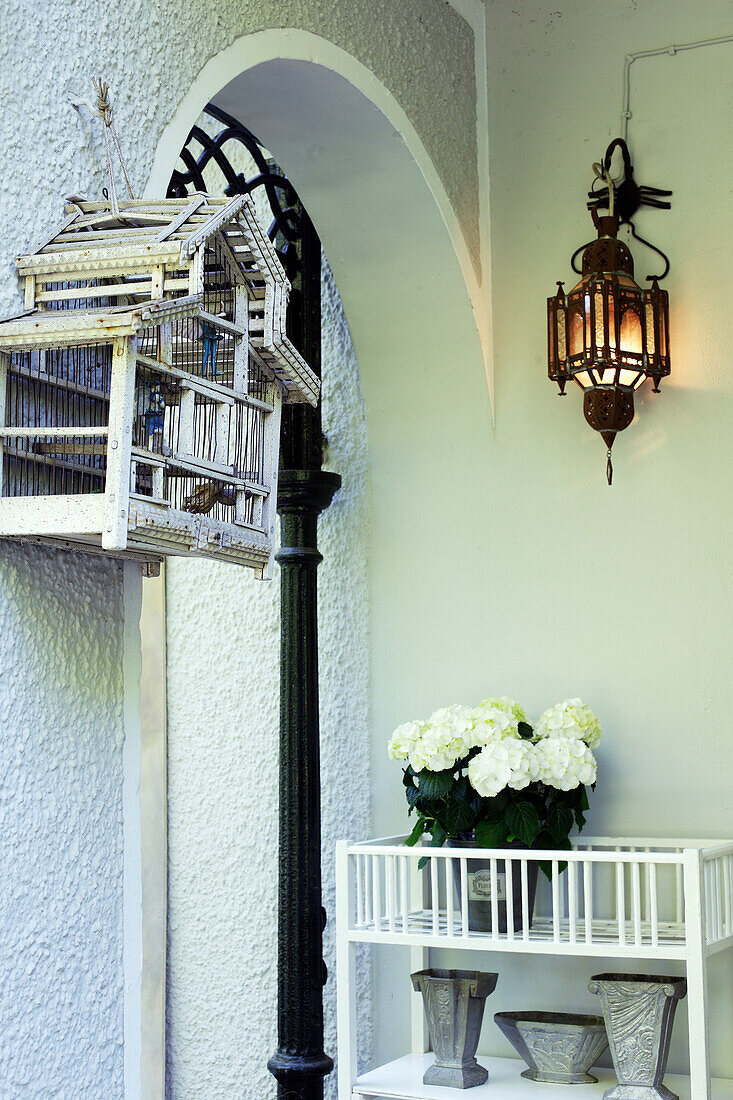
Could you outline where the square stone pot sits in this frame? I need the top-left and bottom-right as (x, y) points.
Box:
(411, 968), (498, 1088)
(589, 973), (687, 1100)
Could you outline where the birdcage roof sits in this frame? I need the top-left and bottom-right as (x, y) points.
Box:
(0, 295), (203, 350)
(3, 193), (321, 405)
(15, 194), (289, 282)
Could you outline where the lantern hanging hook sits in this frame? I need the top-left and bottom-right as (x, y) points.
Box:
(587, 137), (672, 279)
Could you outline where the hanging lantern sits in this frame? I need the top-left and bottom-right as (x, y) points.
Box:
(547, 139), (671, 482)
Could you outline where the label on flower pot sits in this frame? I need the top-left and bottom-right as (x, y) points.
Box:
(468, 869), (506, 902)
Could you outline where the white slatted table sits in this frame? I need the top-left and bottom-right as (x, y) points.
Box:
(336, 836), (733, 1100)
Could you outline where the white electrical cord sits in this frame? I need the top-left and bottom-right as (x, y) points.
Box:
(621, 33), (733, 141)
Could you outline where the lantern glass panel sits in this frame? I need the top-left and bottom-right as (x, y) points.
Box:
(574, 369), (593, 389)
(557, 310), (567, 359)
(570, 311), (584, 356)
(620, 308), (642, 355)
(594, 289), (605, 350)
(645, 302), (656, 356)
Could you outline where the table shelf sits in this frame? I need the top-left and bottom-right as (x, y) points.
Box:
(352, 1055), (733, 1100)
(336, 836), (733, 1100)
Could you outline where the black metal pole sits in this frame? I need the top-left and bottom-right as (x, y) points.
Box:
(267, 212), (339, 1099)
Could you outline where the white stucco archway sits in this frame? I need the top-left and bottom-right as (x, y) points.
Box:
(148, 29), (490, 415)
(143, 30), (492, 1098)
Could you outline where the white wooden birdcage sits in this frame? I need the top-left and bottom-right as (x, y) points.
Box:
(0, 193), (320, 576)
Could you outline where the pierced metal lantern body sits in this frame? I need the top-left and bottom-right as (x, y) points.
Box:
(548, 212), (670, 472)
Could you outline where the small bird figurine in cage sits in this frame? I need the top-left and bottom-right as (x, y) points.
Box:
(143, 382), (166, 452)
(183, 481), (238, 514)
(199, 320), (224, 378)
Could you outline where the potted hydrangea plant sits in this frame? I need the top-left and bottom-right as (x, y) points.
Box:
(388, 697), (600, 932)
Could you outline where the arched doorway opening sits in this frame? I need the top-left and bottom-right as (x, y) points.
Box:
(146, 35), (488, 1099)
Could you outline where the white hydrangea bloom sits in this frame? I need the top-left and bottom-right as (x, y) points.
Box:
(469, 697), (526, 747)
(535, 699), (601, 749)
(428, 704), (475, 740)
(410, 725), (467, 773)
(388, 721), (425, 761)
(533, 737), (597, 791)
(467, 739), (537, 798)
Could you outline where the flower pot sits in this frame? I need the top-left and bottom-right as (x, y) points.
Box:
(451, 835), (539, 934)
(411, 968), (498, 1089)
(494, 1011), (608, 1084)
(588, 974), (687, 1100)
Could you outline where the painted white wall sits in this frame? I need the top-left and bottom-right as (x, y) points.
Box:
(369, 0), (733, 1081)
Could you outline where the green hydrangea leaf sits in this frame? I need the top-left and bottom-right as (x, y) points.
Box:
(475, 818), (507, 849)
(445, 799), (475, 836)
(417, 769), (454, 800)
(506, 801), (541, 847)
(405, 817), (429, 847)
(547, 802), (574, 845)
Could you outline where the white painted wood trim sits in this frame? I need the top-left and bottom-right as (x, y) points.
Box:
(258, 381), (282, 580)
(123, 562), (143, 1100)
(336, 841), (357, 1100)
(0, 494), (105, 535)
(1, 425), (108, 439)
(233, 284), (249, 392)
(139, 568), (167, 1100)
(0, 352), (8, 495)
(177, 388), (194, 456)
(409, 859), (429, 1056)
(180, 193), (249, 257)
(155, 194), (205, 241)
(684, 848), (712, 1100)
(103, 337), (136, 550)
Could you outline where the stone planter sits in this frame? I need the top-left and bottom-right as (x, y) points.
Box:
(411, 968), (498, 1089)
(589, 973), (687, 1100)
(494, 1010), (608, 1084)
(451, 835), (539, 934)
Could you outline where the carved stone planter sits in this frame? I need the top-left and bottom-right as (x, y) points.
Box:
(589, 974), (687, 1100)
(494, 1011), (608, 1084)
(411, 969), (498, 1089)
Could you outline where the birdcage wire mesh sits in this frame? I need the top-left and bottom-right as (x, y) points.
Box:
(3, 345), (111, 497)
(128, 354), (269, 527)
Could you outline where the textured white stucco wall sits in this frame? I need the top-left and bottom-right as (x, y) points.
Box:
(0, 4), (480, 1094)
(165, 254), (370, 1098)
(0, 544), (126, 1096)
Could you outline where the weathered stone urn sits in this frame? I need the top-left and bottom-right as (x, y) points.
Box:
(411, 969), (498, 1088)
(494, 1011), (608, 1084)
(589, 974), (688, 1100)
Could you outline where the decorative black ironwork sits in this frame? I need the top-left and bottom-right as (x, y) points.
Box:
(571, 137), (673, 280)
(170, 105), (339, 1099)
